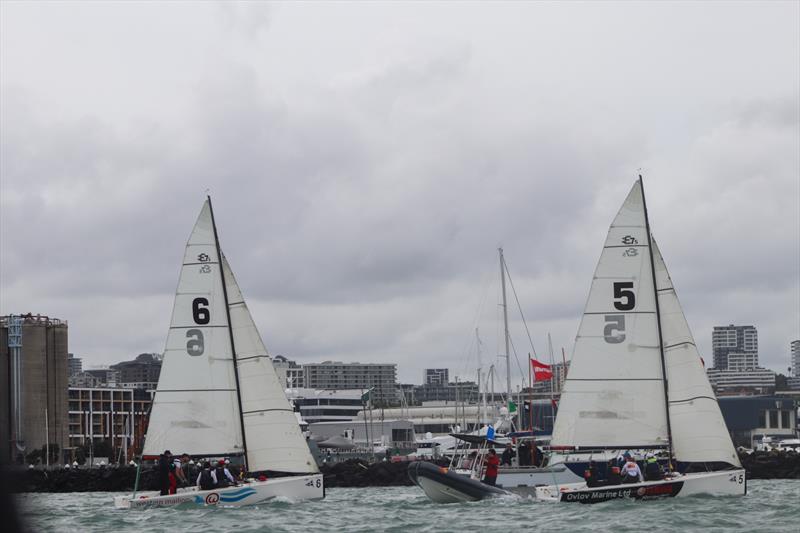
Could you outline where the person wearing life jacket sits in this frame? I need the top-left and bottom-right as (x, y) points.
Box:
(606, 459), (622, 486)
(621, 456), (644, 484)
(168, 462), (178, 495)
(214, 459), (236, 488)
(584, 460), (600, 488)
(644, 453), (662, 481)
(482, 449), (500, 486)
(197, 461), (216, 491)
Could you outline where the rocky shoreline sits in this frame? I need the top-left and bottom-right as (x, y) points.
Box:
(7, 451), (798, 493)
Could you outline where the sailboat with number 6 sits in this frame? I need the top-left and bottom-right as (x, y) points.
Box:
(114, 198), (323, 508)
(536, 177), (745, 503)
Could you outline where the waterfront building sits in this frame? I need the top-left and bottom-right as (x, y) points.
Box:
(83, 368), (120, 386)
(412, 381), (479, 404)
(286, 388), (364, 423)
(712, 324), (758, 370)
(424, 368), (449, 385)
(791, 340), (800, 377)
(272, 355), (305, 389)
(69, 371), (101, 388)
(110, 352), (162, 389)
(706, 367), (776, 396)
(0, 314), (69, 464)
(67, 387), (153, 462)
(717, 396), (797, 448)
(303, 361), (398, 405)
(68, 353), (82, 376)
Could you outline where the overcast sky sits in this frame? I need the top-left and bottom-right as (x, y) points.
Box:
(1, 1), (798, 386)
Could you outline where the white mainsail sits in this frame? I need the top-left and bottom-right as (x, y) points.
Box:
(144, 201), (243, 457)
(222, 254), (319, 474)
(551, 182), (669, 449)
(653, 239), (741, 467)
(144, 198), (318, 473)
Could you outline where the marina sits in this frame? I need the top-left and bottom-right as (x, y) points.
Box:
(2, 1), (798, 531)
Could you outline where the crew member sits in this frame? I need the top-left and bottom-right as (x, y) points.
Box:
(606, 459), (622, 486)
(644, 453), (662, 481)
(500, 443), (516, 466)
(483, 448), (500, 486)
(158, 450), (172, 495)
(168, 463), (178, 495)
(215, 459), (236, 488)
(621, 456), (643, 484)
(197, 461), (215, 490)
(584, 460), (600, 487)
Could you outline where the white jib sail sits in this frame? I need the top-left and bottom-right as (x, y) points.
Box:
(221, 254), (320, 474)
(551, 181), (669, 449)
(144, 200), (244, 457)
(652, 239), (741, 467)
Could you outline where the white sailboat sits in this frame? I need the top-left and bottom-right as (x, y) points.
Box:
(536, 177), (745, 503)
(115, 198), (323, 508)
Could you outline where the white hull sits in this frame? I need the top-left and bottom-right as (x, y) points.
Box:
(535, 469), (746, 503)
(114, 474), (324, 509)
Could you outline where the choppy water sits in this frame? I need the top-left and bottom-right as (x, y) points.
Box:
(16, 480), (800, 532)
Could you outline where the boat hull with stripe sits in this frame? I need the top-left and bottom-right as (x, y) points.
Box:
(114, 474), (324, 509)
(535, 469), (746, 504)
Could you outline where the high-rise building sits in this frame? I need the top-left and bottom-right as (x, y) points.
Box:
(0, 314), (69, 464)
(791, 340), (800, 377)
(424, 368), (449, 385)
(712, 324), (758, 370)
(303, 361), (398, 404)
(67, 353), (82, 376)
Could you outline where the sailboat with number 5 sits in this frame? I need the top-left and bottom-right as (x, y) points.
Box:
(114, 198), (323, 509)
(536, 177), (745, 503)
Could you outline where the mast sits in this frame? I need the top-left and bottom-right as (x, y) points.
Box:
(207, 196), (250, 472)
(499, 248), (511, 401)
(639, 176), (674, 463)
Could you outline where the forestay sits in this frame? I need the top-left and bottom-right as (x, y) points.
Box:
(144, 201), (243, 457)
(551, 182), (669, 449)
(653, 239), (741, 467)
(222, 254), (319, 474)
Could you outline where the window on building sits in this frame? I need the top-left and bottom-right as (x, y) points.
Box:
(781, 410), (791, 429)
(769, 410), (778, 429)
(759, 410), (766, 428)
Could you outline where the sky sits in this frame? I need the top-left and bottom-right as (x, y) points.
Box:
(1, 1), (798, 387)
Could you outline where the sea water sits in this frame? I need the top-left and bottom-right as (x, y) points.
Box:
(16, 480), (800, 532)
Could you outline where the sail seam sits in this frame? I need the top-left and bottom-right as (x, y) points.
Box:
(242, 408), (295, 415)
(583, 311), (656, 315)
(182, 262), (220, 266)
(169, 325), (229, 329)
(604, 245), (648, 249)
(669, 396), (717, 404)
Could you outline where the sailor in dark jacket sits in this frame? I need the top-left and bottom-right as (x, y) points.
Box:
(158, 450), (172, 495)
(500, 443), (516, 466)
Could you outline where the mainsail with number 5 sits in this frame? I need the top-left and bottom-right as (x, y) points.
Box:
(551, 178), (740, 469)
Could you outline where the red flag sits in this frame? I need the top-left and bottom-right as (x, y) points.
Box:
(531, 359), (553, 381)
